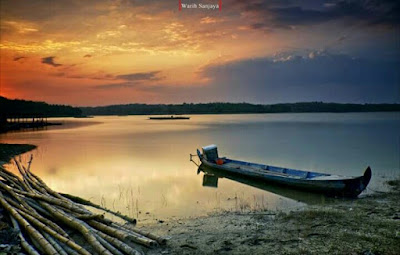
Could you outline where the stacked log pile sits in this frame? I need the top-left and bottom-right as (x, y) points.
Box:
(0, 156), (166, 255)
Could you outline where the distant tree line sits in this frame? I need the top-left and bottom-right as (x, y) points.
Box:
(81, 102), (400, 116)
(1, 96), (399, 118)
(0, 97), (82, 119)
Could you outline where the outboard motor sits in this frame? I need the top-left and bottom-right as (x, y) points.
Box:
(202, 144), (219, 161)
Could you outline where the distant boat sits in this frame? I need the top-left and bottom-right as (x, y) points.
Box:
(149, 116), (190, 120)
(193, 145), (371, 197)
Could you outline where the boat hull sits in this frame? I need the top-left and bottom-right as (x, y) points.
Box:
(199, 155), (371, 198)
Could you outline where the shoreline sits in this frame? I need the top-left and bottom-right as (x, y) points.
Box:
(0, 119), (102, 134)
(0, 121), (62, 134)
(145, 182), (399, 254)
(0, 143), (37, 165)
(1, 144), (399, 254)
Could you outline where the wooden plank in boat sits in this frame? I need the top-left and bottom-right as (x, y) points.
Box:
(223, 162), (296, 178)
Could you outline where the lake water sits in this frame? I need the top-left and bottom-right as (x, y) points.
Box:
(1, 113), (399, 224)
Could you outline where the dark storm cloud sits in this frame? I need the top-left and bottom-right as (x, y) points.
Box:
(83, 54), (92, 58)
(116, 71), (161, 81)
(197, 53), (400, 103)
(41, 56), (62, 67)
(101, 53), (399, 103)
(95, 71), (163, 89)
(235, 0), (400, 30)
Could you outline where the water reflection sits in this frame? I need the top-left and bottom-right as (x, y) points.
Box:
(1, 113), (399, 222)
(199, 164), (332, 205)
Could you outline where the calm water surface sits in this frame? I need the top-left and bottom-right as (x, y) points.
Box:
(1, 113), (399, 223)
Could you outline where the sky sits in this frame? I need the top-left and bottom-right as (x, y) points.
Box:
(0, 0), (399, 106)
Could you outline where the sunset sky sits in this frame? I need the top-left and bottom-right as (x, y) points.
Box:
(1, 0), (399, 106)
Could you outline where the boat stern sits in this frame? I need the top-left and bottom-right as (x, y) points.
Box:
(202, 144), (219, 161)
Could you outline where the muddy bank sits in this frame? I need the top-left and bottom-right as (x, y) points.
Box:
(146, 182), (400, 255)
(0, 143), (36, 165)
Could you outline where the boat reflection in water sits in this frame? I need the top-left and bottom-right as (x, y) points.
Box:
(198, 164), (334, 205)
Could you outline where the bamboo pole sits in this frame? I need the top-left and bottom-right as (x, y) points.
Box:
(0, 180), (36, 213)
(93, 232), (125, 255)
(88, 220), (158, 248)
(10, 216), (41, 255)
(0, 170), (22, 189)
(59, 242), (80, 255)
(13, 159), (34, 192)
(26, 165), (73, 202)
(25, 197), (53, 216)
(23, 168), (49, 195)
(0, 166), (25, 191)
(118, 223), (167, 245)
(43, 232), (69, 255)
(78, 219), (143, 255)
(4, 194), (69, 237)
(0, 165), (21, 181)
(93, 229), (144, 255)
(1, 157), (164, 255)
(76, 213), (105, 221)
(11, 189), (88, 214)
(13, 206), (91, 255)
(61, 193), (137, 224)
(40, 202), (113, 255)
(0, 191), (59, 255)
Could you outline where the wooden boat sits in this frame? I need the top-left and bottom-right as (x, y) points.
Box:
(149, 116), (190, 120)
(199, 165), (330, 205)
(195, 145), (372, 197)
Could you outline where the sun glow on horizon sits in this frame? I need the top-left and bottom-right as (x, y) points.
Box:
(1, 0), (398, 105)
